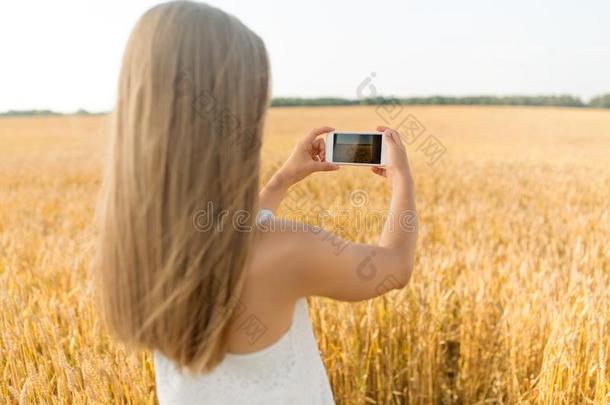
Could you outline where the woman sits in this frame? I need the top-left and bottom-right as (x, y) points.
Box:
(93, 1), (417, 404)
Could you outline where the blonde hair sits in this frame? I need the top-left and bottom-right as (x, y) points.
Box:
(93, 1), (269, 372)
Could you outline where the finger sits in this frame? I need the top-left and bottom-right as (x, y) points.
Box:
(311, 161), (339, 172)
(311, 138), (326, 160)
(382, 129), (397, 145)
(392, 129), (406, 148)
(371, 166), (387, 177)
(378, 126), (403, 145)
(304, 126), (334, 144)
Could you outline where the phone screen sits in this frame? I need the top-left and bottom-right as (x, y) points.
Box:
(333, 133), (382, 164)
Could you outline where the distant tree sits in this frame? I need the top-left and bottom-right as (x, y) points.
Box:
(589, 94), (610, 108)
(0, 110), (61, 117)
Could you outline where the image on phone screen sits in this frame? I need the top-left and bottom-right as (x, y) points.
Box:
(333, 133), (382, 164)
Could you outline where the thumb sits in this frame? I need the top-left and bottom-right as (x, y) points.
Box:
(311, 161), (340, 172)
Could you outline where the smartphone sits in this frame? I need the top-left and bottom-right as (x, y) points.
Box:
(325, 131), (387, 167)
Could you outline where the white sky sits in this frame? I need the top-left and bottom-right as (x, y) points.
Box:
(1, 0), (609, 113)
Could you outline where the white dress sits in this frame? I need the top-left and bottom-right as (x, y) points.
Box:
(154, 298), (334, 404)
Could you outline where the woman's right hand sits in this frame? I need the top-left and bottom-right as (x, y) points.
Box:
(371, 126), (413, 185)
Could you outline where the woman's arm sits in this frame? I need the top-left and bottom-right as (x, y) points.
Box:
(374, 125), (417, 279)
(272, 126), (418, 302)
(259, 126), (339, 213)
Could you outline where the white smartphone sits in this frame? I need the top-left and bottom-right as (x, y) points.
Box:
(325, 131), (387, 167)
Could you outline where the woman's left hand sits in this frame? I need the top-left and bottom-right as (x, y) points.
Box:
(277, 126), (340, 187)
(259, 127), (339, 212)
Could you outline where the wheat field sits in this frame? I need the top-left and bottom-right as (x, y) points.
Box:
(1, 106), (609, 404)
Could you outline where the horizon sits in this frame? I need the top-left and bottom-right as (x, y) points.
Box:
(0, 93), (606, 116)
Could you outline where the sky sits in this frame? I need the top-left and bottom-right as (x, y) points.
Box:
(1, 0), (609, 113)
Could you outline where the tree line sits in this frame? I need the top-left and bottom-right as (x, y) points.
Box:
(271, 94), (610, 108)
(2, 94), (610, 116)
(0, 109), (103, 117)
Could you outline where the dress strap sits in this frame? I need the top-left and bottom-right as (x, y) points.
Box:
(255, 209), (274, 226)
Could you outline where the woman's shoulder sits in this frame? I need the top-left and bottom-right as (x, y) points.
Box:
(247, 215), (322, 294)
(248, 212), (348, 300)
(251, 217), (307, 273)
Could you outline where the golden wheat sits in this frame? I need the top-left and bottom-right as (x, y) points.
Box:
(1, 106), (609, 404)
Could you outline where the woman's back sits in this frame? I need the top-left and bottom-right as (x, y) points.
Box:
(154, 211), (334, 404)
(154, 298), (333, 404)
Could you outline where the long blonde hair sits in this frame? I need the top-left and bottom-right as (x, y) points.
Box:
(93, 1), (269, 372)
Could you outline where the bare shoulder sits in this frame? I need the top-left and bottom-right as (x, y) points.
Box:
(246, 217), (344, 301)
(249, 218), (317, 281)
(249, 217), (352, 299)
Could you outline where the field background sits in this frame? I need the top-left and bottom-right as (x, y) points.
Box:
(1, 106), (609, 404)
